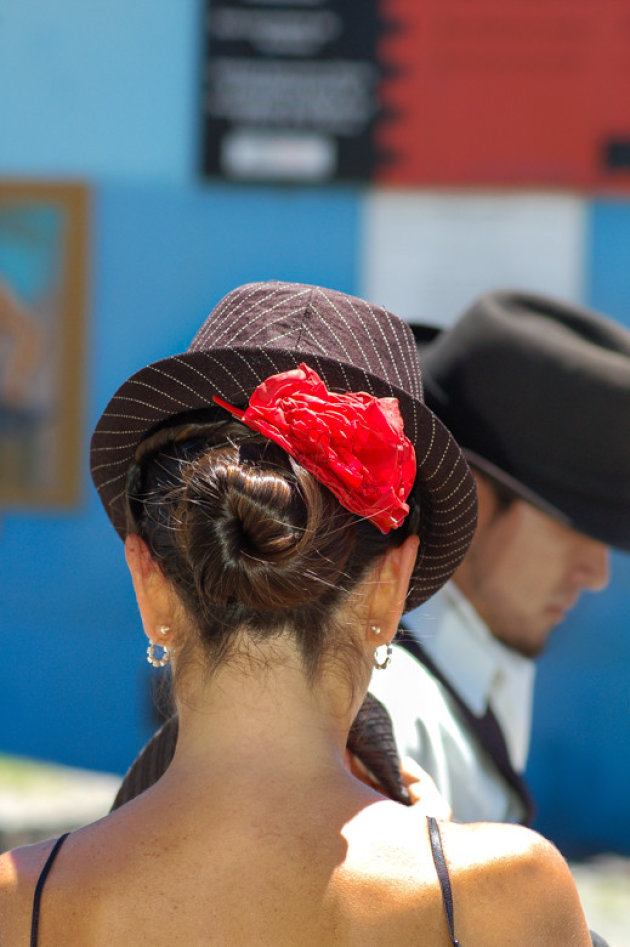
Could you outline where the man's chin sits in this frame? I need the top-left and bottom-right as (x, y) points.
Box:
(509, 622), (556, 659)
(492, 612), (559, 657)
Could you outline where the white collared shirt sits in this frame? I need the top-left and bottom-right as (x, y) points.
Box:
(369, 582), (536, 823)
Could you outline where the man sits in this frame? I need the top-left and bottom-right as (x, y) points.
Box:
(371, 289), (630, 825)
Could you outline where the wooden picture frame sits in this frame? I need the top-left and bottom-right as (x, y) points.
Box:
(0, 181), (88, 507)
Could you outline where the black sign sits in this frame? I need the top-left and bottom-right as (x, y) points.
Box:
(200, 0), (384, 182)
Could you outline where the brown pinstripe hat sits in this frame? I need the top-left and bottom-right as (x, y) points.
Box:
(90, 281), (477, 610)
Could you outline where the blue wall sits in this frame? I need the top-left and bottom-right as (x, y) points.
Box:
(527, 200), (630, 856)
(1, 0), (629, 856)
(0, 1), (200, 182)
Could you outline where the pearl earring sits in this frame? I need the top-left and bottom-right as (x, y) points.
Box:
(373, 643), (392, 670)
(147, 642), (170, 668)
(147, 625), (171, 668)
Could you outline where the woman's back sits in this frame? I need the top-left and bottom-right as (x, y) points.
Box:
(1, 769), (588, 946)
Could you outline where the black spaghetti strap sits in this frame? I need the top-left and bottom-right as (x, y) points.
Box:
(30, 833), (70, 947)
(427, 816), (461, 946)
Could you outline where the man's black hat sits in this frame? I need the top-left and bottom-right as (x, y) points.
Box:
(414, 290), (630, 551)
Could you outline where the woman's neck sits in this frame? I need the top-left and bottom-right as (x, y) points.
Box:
(165, 640), (367, 791)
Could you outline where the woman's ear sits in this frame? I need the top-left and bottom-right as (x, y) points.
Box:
(125, 534), (174, 642)
(366, 534), (419, 645)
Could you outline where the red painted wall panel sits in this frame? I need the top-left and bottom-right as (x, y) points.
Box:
(376, 0), (630, 187)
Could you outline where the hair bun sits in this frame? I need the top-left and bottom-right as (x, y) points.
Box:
(181, 452), (352, 612)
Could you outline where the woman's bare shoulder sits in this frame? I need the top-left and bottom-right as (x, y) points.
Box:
(0, 838), (59, 942)
(438, 820), (592, 945)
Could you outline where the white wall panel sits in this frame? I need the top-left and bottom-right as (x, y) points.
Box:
(361, 190), (586, 326)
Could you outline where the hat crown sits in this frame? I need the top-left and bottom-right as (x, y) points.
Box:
(188, 281), (423, 401)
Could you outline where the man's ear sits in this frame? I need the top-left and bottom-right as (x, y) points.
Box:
(125, 534), (174, 641)
(366, 534), (419, 644)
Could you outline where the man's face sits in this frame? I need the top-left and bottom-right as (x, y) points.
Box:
(454, 476), (610, 657)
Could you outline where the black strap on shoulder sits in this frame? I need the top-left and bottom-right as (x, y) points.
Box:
(30, 833), (70, 947)
(427, 816), (460, 946)
(397, 632), (535, 824)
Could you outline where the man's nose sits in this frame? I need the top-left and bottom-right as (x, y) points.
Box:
(575, 537), (610, 592)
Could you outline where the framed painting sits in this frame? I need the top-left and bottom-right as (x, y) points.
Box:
(0, 181), (88, 507)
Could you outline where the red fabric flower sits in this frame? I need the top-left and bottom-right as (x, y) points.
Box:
(214, 363), (416, 533)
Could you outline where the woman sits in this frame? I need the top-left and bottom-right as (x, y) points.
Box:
(0, 282), (592, 945)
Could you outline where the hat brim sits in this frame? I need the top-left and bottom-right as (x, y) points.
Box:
(464, 450), (630, 552)
(91, 347), (477, 611)
(462, 451), (572, 525)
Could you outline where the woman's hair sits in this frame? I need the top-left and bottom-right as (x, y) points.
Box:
(127, 411), (413, 681)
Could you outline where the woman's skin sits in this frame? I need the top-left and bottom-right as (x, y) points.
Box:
(0, 535), (591, 945)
